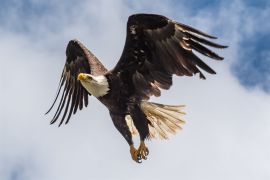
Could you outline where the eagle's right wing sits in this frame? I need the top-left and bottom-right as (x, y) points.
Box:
(113, 14), (227, 99)
(46, 40), (107, 126)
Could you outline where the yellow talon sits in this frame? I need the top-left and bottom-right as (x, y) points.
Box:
(138, 141), (149, 160)
(130, 145), (142, 163)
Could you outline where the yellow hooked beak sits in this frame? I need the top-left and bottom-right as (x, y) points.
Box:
(77, 73), (88, 81)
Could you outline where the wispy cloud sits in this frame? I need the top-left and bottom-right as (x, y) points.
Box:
(1, 0), (270, 180)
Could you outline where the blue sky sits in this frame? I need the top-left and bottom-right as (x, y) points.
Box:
(1, 0), (270, 180)
(233, 30), (270, 92)
(0, 0), (269, 93)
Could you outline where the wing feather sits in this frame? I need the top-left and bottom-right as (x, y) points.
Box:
(65, 80), (78, 124)
(176, 22), (217, 39)
(186, 32), (228, 48)
(73, 82), (81, 114)
(58, 81), (74, 126)
(45, 70), (65, 115)
(188, 39), (224, 60)
(50, 79), (70, 124)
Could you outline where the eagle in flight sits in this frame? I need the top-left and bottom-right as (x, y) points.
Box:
(46, 14), (227, 163)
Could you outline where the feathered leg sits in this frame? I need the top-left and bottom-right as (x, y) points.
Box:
(110, 112), (142, 163)
(129, 104), (150, 161)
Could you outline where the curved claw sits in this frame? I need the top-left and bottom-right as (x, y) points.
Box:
(138, 141), (149, 160)
(145, 148), (149, 156)
(130, 145), (141, 163)
(137, 157), (142, 163)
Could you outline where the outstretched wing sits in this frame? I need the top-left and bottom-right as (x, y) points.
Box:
(46, 40), (107, 126)
(112, 14), (227, 99)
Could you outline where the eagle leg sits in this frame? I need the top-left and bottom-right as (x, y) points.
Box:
(110, 111), (143, 163)
(128, 103), (150, 161)
(130, 144), (142, 163)
(138, 140), (149, 160)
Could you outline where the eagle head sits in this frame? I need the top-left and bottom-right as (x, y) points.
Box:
(77, 73), (109, 97)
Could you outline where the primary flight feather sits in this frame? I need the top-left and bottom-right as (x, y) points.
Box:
(46, 13), (227, 163)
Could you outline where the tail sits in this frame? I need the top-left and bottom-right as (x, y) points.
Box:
(125, 101), (186, 140)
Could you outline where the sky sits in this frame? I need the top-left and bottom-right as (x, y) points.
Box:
(0, 0), (269, 180)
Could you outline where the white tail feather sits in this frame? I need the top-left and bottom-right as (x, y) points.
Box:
(125, 101), (186, 140)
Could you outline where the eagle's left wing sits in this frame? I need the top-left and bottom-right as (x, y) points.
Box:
(112, 14), (227, 99)
(46, 40), (107, 126)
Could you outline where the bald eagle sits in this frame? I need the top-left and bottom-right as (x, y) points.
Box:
(46, 14), (227, 163)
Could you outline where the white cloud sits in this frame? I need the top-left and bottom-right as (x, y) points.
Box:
(1, 0), (270, 180)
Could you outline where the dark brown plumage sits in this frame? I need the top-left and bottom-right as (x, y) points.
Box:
(47, 13), (227, 163)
